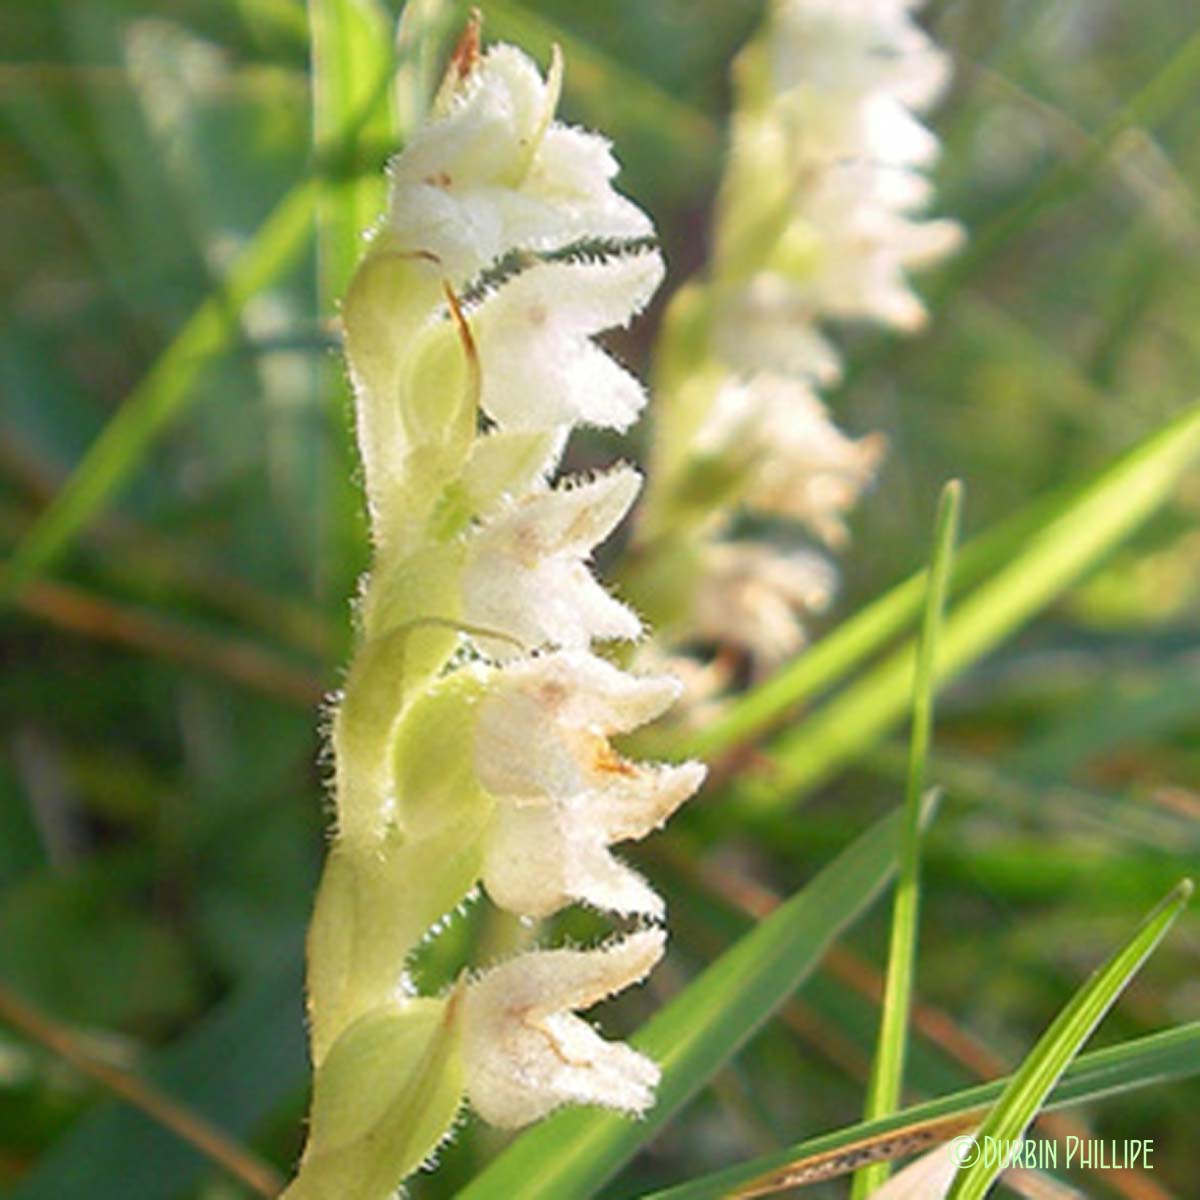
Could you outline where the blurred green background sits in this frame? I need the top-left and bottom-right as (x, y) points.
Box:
(1, 0), (1198, 1196)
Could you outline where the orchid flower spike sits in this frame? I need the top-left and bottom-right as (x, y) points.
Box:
(285, 20), (696, 1200)
(632, 0), (960, 681)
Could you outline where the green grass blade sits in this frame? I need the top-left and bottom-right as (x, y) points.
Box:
(308, 0), (395, 304)
(0, 180), (318, 608)
(852, 480), (961, 1199)
(660, 487), (1073, 764)
(643, 1020), (1200, 1200)
(457, 798), (937, 1200)
(754, 403), (1200, 804)
(666, 405), (1200, 767)
(307, 0), (401, 591)
(945, 878), (1192, 1200)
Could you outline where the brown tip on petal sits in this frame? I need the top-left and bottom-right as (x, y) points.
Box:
(449, 11), (483, 87)
(444, 282), (482, 412)
(590, 740), (640, 779)
(444, 973), (469, 1026)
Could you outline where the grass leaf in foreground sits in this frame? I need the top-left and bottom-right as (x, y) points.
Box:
(753, 403), (1200, 804)
(852, 480), (961, 1199)
(457, 798), (937, 1200)
(643, 1020), (1200, 1200)
(945, 878), (1193, 1200)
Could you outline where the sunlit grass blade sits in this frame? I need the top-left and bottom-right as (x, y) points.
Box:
(457, 798), (937, 1200)
(0, 180), (318, 608)
(308, 0), (395, 304)
(395, 0), (459, 135)
(307, 0), (400, 590)
(751, 403), (1200, 804)
(642, 1019), (1200, 1200)
(666, 404), (1200, 769)
(852, 480), (961, 1199)
(945, 878), (1192, 1200)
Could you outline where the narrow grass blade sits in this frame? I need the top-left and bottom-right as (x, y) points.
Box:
(667, 405), (1200, 769)
(0, 180), (318, 608)
(395, 0), (459, 136)
(754, 403), (1200, 804)
(306, 0), (400, 589)
(457, 799), (937, 1200)
(642, 1020), (1200, 1200)
(945, 879), (1192, 1200)
(658, 488), (1056, 762)
(852, 480), (961, 1198)
(308, 0), (395, 304)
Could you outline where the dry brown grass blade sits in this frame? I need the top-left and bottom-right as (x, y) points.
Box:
(0, 981), (284, 1197)
(15, 577), (327, 707)
(673, 848), (1171, 1200)
(0, 432), (336, 660)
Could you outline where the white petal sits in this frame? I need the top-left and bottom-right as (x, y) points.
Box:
(715, 282), (843, 384)
(691, 542), (838, 664)
(510, 649), (681, 732)
(696, 374), (884, 543)
(867, 1135), (970, 1198)
(463, 554), (641, 655)
(529, 125), (654, 242)
(482, 802), (577, 916)
(482, 801), (664, 918)
(384, 46), (654, 280)
(588, 761), (707, 843)
(462, 470), (643, 653)
(463, 931), (664, 1127)
(471, 255), (663, 431)
(474, 651), (682, 799)
(496, 467), (642, 561)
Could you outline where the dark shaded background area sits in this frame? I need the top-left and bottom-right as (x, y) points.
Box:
(1, 1), (1198, 1196)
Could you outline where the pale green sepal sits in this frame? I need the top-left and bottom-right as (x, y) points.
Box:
(462, 429), (560, 514)
(283, 994), (466, 1200)
(359, 540), (466, 648)
(427, 427), (560, 549)
(342, 248), (445, 526)
(343, 247), (444, 405)
(392, 671), (493, 839)
(400, 306), (477, 461)
(306, 821), (485, 1062)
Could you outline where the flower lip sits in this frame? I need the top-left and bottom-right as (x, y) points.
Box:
(461, 930), (666, 1127)
(461, 468), (644, 656)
